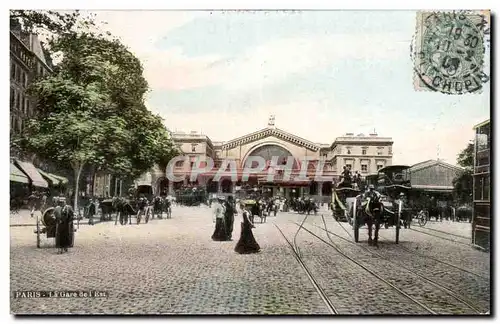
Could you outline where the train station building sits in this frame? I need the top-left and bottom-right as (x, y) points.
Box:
(147, 118), (394, 202)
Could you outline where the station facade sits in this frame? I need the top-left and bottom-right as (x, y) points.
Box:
(151, 119), (394, 202)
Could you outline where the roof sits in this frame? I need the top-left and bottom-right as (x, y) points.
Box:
(378, 165), (410, 172)
(473, 119), (490, 129)
(37, 169), (61, 186)
(410, 159), (463, 173)
(221, 127), (320, 151)
(15, 160), (48, 188)
(411, 185), (454, 191)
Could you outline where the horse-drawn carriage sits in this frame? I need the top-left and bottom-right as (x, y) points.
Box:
(331, 187), (360, 222)
(348, 165), (411, 245)
(35, 206), (76, 248)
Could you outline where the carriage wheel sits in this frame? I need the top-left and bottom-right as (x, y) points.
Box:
(70, 223), (75, 248)
(36, 216), (41, 248)
(353, 198), (359, 243)
(417, 210), (428, 227)
(145, 208), (150, 224)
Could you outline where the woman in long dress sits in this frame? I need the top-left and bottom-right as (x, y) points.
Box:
(235, 204), (260, 254)
(211, 198), (227, 241)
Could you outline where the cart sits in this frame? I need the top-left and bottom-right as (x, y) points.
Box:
(349, 165), (411, 244)
(331, 187), (360, 223)
(35, 207), (75, 248)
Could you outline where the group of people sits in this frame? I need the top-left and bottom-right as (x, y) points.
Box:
(211, 196), (260, 254)
(338, 166), (362, 189)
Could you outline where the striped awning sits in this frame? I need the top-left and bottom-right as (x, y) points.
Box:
(10, 163), (29, 184)
(51, 174), (69, 185)
(15, 160), (48, 188)
(38, 169), (61, 186)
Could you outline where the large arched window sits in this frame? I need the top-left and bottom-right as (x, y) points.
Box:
(245, 145), (298, 169)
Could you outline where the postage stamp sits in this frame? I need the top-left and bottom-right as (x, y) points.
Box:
(412, 11), (490, 95)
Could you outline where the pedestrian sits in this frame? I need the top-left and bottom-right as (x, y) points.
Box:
(211, 197), (227, 241)
(235, 204), (260, 254)
(54, 198), (74, 254)
(28, 191), (38, 217)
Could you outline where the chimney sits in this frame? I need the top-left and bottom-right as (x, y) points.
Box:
(369, 128), (378, 136)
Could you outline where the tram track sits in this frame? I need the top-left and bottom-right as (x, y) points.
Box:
(333, 219), (488, 280)
(300, 216), (487, 314)
(274, 224), (339, 315)
(409, 227), (471, 246)
(414, 224), (471, 240)
(289, 218), (436, 314)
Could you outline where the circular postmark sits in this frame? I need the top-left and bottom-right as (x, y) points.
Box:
(413, 11), (489, 95)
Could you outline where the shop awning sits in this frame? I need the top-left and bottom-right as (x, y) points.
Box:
(51, 174), (69, 185)
(37, 169), (62, 186)
(15, 161), (48, 188)
(10, 163), (29, 184)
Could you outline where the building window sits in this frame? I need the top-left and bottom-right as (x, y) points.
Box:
(11, 62), (15, 79)
(24, 98), (29, 114)
(16, 92), (21, 110)
(15, 66), (20, 83)
(388, 147), (392, 155)
(190, 161), (195, 169)
(175, 160), (184, 167)
(361, 164), (368, 173)
(24, 72), (28, 87)
(362, 148), (367, 155)
(377, 164), (383, 170)
(10, 88), (15, 109)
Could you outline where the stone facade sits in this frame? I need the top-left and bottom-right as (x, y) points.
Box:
(152, 124), (394, 202)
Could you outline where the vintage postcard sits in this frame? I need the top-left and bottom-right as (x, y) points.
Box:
(9, 10), (490, 315)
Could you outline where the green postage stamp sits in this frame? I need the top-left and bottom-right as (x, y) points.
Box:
(412, 10), (490, 95)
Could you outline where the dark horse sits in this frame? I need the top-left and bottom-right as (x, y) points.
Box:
(362, 195), (384, 247)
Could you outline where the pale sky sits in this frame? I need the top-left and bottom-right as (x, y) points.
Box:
(93, 10), (490, 166)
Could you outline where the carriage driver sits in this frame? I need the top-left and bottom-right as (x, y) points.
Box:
(362, 184), (381, 206)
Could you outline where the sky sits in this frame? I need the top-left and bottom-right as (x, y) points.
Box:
(93, 10), (490, 166)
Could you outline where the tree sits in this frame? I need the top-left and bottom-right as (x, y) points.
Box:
(453, 141), (474, 204)
(15, 28), (178, 210)
(10, 10), (103, 44)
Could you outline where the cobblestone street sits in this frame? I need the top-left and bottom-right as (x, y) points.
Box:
(10, 206), (490, 315)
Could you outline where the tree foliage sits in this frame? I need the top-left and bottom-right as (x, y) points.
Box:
(10, 10), (105, 44)
(452, 141), (474, 204)
(14, 14), (178, 208)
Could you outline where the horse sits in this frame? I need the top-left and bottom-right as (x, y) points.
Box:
(360, 195), (385, 247)
(112, 198), (135, 225)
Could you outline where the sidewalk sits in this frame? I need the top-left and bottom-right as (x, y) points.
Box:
(10, 209), (105, 227)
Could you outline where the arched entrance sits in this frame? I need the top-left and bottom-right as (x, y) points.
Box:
(206, 178), (218, 193)
(156, 177), (169, 196)
(322, 181), (333, 196)
(309, 181), (318, 195)
(220, 179), (233, 193)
